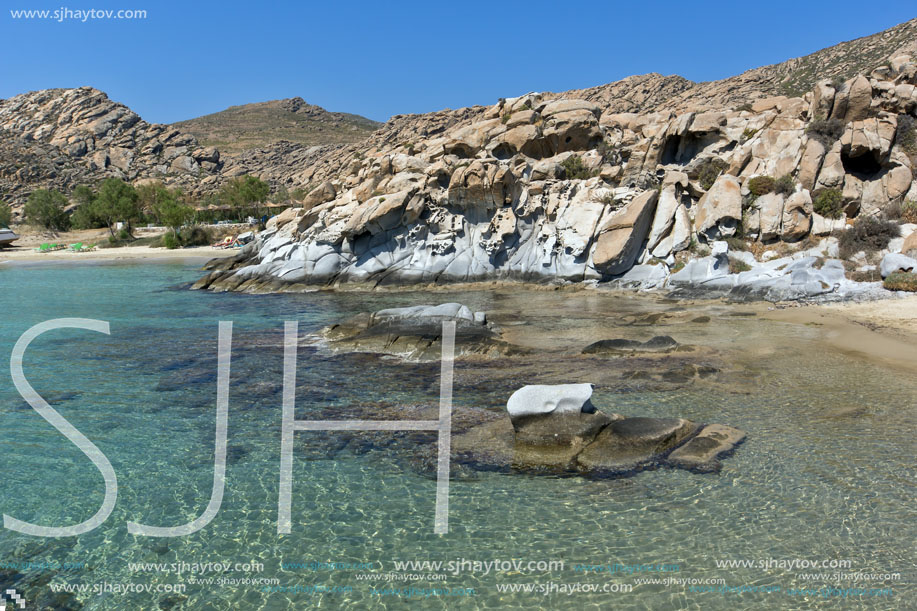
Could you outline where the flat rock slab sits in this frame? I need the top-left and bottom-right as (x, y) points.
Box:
(582, 335), (681, 354)
(667, 424), (746, 472)
(317, 302), (524, 360)
(575, 417), (697, 473)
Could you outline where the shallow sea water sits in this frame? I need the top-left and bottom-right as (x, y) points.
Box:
(0, 260), (914, 610)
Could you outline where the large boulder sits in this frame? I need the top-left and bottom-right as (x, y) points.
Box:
(447, 160), (514, 212)
(694, 174), (742, 240)
(757, 193), (785, 241)
(880, 253), (917, 278)
(575, 417), (698, 473)
(506, 383), (597, 419)
(592, 190), (659, 275)
(780, 190), (812, 241)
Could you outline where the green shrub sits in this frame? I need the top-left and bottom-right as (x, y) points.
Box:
(70, 204), (104, 230)
(217, 175), (270, 208)
(93, 178), (141, 236)
(725, 237), (749, 251)
(560, 155), (595, 180)
(162, 232), (180, 249)
(837, 216), (901, 259)
(883, 271), (917, 292)
(0, 201), (11, 227)
(747, 176), (775, 196)
(774, 174), (796, 196)
(741, 127), (758, 141)
(24, 189), (70, 231)
(806, 118), (845, 147)
(178, 226), (212, 247)
(813, 188), (845, 219)
(895, 114), (916, 155)
(729, 258), (753, 274)
(696, 158), (728, 190)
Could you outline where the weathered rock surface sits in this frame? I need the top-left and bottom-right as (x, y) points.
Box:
(452, 384), (745, 475)
(0, 87), (223, 204)
(314, 302), (522, 360)
(192, 46), (917, 294)
(880, 253), (917, 278)
(582, 335), (681, 354)
(668, 424), (747, 472)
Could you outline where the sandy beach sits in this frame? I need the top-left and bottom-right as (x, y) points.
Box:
(0, 226), (241, 263)
(0, 244), (237, 263)
(762, 295), (917, 373)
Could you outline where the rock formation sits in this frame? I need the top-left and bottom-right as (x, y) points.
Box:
(192, 48), (917, 294)
(454, 383), (746, 474)
(0, 87), (225, 203)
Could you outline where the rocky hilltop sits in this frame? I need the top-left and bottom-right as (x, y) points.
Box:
(172, 97), (381, 155)
(0, 86), (224, 204)
(193, 32), (917, 298)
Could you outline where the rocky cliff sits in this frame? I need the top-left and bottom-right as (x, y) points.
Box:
(192, 44), (917, 295)
(0, 86), (226, 204)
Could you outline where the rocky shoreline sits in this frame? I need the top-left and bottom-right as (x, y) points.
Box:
(189, 56), (917, 302)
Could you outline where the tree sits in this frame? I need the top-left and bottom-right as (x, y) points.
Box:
(153, 193), (194, 236)
(92, 178), (140, 237)
(218, 175), (270, 210)
(137, 182), (181, 220)
(0, 201), (11, 228)
(69, 185), (105, 230)
(24, 189), (70, 231)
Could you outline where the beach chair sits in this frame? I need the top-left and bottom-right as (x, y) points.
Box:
(68, 242), (83, 252)
(35, 243), (51, 252)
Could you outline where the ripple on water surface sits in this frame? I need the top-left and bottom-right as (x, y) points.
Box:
(0, 262), (914, 610)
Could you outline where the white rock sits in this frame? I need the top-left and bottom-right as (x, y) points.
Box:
(880, 253), (917, 278)
(506, 384), (595, 418)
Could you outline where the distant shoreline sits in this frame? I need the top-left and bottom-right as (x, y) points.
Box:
(0, 244), (237, 264)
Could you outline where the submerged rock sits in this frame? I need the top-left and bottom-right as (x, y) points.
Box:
(667, 424), (747, 472)
(576, 417), (697, 473)
(316, 302), (524, 360)
(582, 335), (680, 354)
(455, 383), (745, 475)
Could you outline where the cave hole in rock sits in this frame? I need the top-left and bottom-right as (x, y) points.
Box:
(491, 142), (516, 160)
(660, 132), (719, 165)
(446, 143), (475, 159)
(841, 149), (882, 179)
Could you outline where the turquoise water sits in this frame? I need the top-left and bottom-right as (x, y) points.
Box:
(0, 260), (915, 610)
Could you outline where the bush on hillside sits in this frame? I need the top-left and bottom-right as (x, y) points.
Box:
(813, 188), (845, 219)
(774, 174), (796, 196)
(806, 117), (845, 147)
(696, 158), (729, 190)
(24, 189), (70, 231)
(837, 215), (901, 259)
(747, 176), (775, 196)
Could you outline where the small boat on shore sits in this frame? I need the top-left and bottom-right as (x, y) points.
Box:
(0, 228), (19, 247)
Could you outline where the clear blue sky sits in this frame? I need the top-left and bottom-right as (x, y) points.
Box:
(1, 1), (914, 124)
